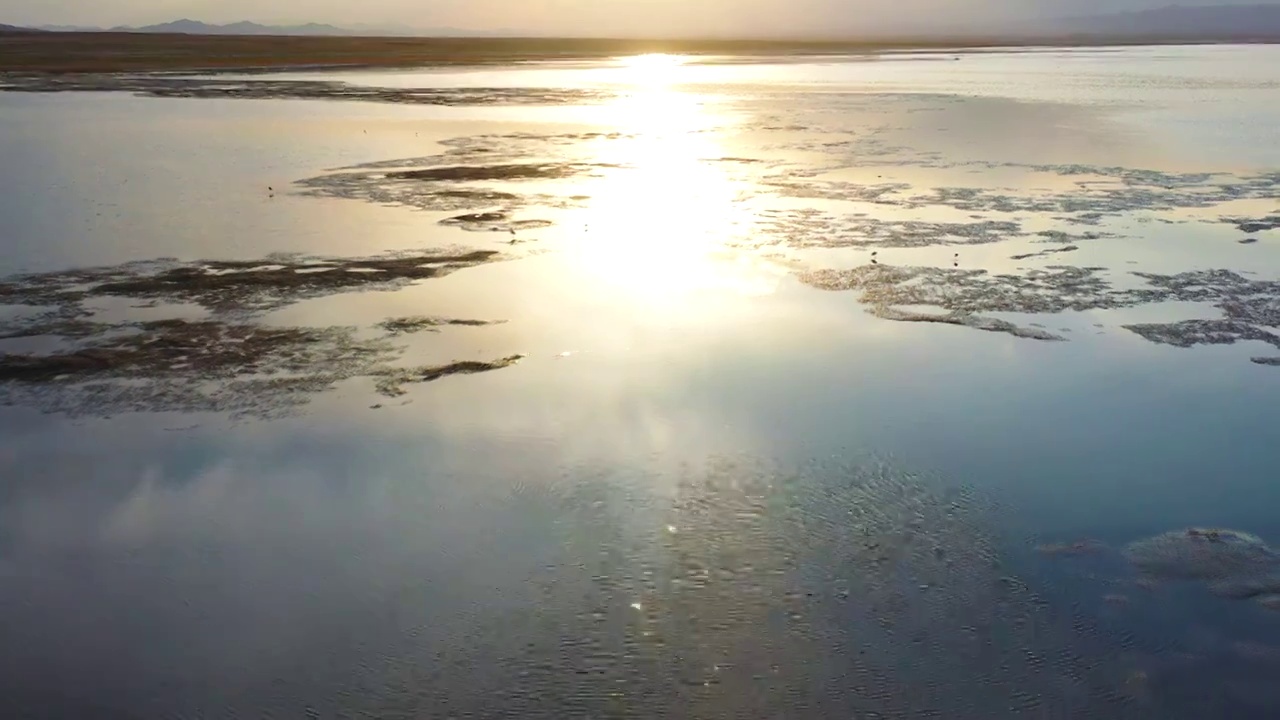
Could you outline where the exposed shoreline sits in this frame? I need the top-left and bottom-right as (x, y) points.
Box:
(1, 31), (1278, 73)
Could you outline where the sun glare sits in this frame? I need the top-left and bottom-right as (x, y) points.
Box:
(618, 53), (688, 86)
(570, 71), (781, 317)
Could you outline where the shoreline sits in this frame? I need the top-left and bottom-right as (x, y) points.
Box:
(1, 32), (1278, 73)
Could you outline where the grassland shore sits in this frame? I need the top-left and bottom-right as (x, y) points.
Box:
(1, 31), (1279, 73)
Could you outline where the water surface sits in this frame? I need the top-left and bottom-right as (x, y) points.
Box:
(2, 45), (1280, 717)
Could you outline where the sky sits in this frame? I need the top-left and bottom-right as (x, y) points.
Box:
(7, 0), (1278, 34)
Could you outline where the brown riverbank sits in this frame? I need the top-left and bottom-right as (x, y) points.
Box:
(2, 31), (1278, 73)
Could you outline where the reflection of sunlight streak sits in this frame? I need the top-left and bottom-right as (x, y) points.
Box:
(576, 77), (776, 314)
(617, 53), (688, 87)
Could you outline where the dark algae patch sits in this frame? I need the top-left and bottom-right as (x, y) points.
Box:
(92, 250), (499, 311)
(872, 307), (1066, 341)
(0, 250), (499, 315)
(433, 189), (519, 202)
(387, 163), (611, 182)
(296, 142), (620, 216)
(1224, 213), (1280, 235)
(1121, 270), (1280, 353)
(0, 251), (520, 418)
(441, 211), (510, 226)
(754, 211), (1024, 250)
(373, 355), (526, 397)
(440, 212), (555, 233)
(377, 316), (505, 335)
(0, 75), (611, 107)
(0, 321), (522, 418)
(1011, 244), (1079, 261)
(0, 320), (376, 383)
(802, 264), (1119, 313)
(1124, 320), (1280, 351)
(802, 264), (1280, 362)
(800, 264), (1117, 340)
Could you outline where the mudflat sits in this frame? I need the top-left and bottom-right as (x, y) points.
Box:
(0, 31), (1267, 73)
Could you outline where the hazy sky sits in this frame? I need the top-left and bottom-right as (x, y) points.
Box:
(8, 0), (1277, 34)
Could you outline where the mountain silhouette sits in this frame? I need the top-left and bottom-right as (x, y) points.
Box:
(30, 18), (505, 37)
(21, 6), (1280, 39)
(111, 19), (350, 36)
(1061, 4), (1280, 36)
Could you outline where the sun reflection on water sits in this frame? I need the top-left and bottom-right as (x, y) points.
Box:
(616, 53), (688, 87)
(572, 57), (780, 315)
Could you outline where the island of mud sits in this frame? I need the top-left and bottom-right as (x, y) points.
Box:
(296, 136), (634, 217)
(801, 264), (1280, 359)
(1125, 528), (1280, 610)
(0, 250), (521, 418)
(0, 74), (612, 106)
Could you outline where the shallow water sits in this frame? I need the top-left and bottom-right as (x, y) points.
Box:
(2, 45), (1280, 717)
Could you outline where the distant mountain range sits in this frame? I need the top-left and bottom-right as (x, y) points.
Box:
(1059, 4), (1280, 36)
(125, 20), (350, 36)
(29, 19), (503, 37)
(10, 5), (1280, 39)
(0, 22), (42, 33)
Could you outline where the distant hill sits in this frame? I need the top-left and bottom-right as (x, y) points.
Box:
(30, 24), (95, 32)
(0, 23), (41, 33)
(111, 19), (350, 36)
(1061, 4), (1280, 37)
(344, 22), (508, 37)
(29, 18), (507, 37)
(25, 7), (1280, 41)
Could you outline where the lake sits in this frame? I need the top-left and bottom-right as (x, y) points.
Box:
(2, 44), (1280, 717)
